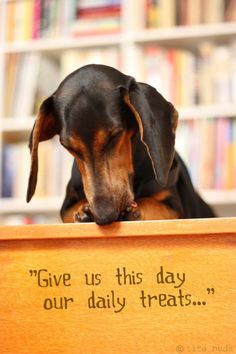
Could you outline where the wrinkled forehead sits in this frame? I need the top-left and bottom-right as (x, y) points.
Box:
(57, 87), (126, 144)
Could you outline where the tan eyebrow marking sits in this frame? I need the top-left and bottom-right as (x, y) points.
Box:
(93, 129), (108, 150)
(68, 135), (88, 156)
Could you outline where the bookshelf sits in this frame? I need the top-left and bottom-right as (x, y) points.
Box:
(0, 0), (236, 224)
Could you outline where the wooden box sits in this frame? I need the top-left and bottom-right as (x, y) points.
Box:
(0, 218), (236, 354)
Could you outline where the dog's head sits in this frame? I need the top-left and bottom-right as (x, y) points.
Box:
(27, 64), (178, 224)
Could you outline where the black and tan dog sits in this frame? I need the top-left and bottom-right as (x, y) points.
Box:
(27, 64), (215, 225)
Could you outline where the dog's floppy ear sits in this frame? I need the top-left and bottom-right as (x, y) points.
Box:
(26, 96), (59, 202)
(122, 79), (178, 187)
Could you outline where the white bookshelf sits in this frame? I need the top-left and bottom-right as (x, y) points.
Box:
(133, 22), (236, 44)
(2, 34), (122, 53)
(1, 117), (35, 132)
(0, 197), (63, 214)
(0, 0), (236, 224)
(3, 22), (236, 54)
(178, 103), (236, 120)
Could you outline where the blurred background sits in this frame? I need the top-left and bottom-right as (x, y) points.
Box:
(0, 0), (236, 224)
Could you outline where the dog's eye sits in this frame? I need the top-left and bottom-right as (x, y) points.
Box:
(62, 144), (83, 160)
(69, 148), (83, 160)
(106, 129), (123, 148)
(110, 129), (123, 141)
(101, 129), (122, 153)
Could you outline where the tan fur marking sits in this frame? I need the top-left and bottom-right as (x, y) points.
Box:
(93, 129), (108, 150)
(27, 111), (46, 202)
(31, 113), (42, 161)
(152, 190), (172, 202)
(134, 189), (179, 220)
(75, 157), (94, 200)
(111, 131), (134, 175)
(136, 196), (179, 220)
(69, 135), (88, 158)
(62, 199), (88, 223)
(71, 130), (134, 214)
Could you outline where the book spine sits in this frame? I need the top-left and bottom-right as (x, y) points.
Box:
(176, 117), (236, 190)
(32, 0), (41, 39)
(5, 1), (15, 42)
(1, 145), (14, 198)
(233, 119), (236, 188)
(145, 0), (231, 27)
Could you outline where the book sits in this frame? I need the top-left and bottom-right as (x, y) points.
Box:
(197, 42), (214, 105)
(146, 0), (231, 28)
(60, 48), (120, 79)
(32, 0), (41, 39)
(5, 0), (16, 42)
(176, 118), (236, 190)
(5, 0), (120, 42)
(211, 46), (231, 104)
(141, 42), (236, 107)
(1, 139), (73, 200)
(233, 119), (236, 188)
(202, 0), (224, 24)
(12, 143), (30, 199)
(186, 0), (202, 25)
(232, 42), (236, 103)
(10, 53), (41, 118)
(1, 145), (15, 198)
(4, 54), (19, 117)
(13, 53), (41, 118)
(225, 0), (236, 21)
(33, 55), (61, 114)
(199, 119), (215, 189)
(3, 47), (121, 120)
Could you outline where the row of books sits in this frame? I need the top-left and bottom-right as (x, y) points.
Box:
(3, 41), (236, 117)
(139, 42), (236, 106)
(4, 53), (60, 118)
(4, 0), (236, 42)
(72, 0), (121, 36)
(5, 0), (77, 41)
(1, 138), (73, 199)
(1, 117), (236, 200)
(146, 0), (236, 28)
(3, 47), (120, 118)
(4, 0), (121, 42)
(60, 47), (121, 80)
(176, 117), (236, 190)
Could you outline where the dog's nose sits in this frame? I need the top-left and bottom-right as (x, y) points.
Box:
(92, 197), (119, 225)
(94, 210), (119, 225)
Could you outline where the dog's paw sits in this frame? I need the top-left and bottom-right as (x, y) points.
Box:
(120, 202), (141, 221)
(74, 204), (94, 223)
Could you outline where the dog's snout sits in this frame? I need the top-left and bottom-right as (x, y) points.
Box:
(91, 197), (120, 225)
(94, 211), (119, 225)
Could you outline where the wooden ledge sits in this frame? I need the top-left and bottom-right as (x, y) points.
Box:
(1, 217), (236, 353)
(0, 217), (235, 241)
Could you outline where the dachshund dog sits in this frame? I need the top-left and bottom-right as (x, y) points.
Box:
(27, 64), (215, 225)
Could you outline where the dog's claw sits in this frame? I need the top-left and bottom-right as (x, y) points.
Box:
(83, 205), (90, 213)
(133, 211), (141, 219)
(74, 204), (93, 223)
(80, 214), (91, 222)
(121, 202), (141, 221)
(74, 213), (81, 222)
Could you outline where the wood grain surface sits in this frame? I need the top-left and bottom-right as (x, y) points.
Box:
(0, 218), (235, 354)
